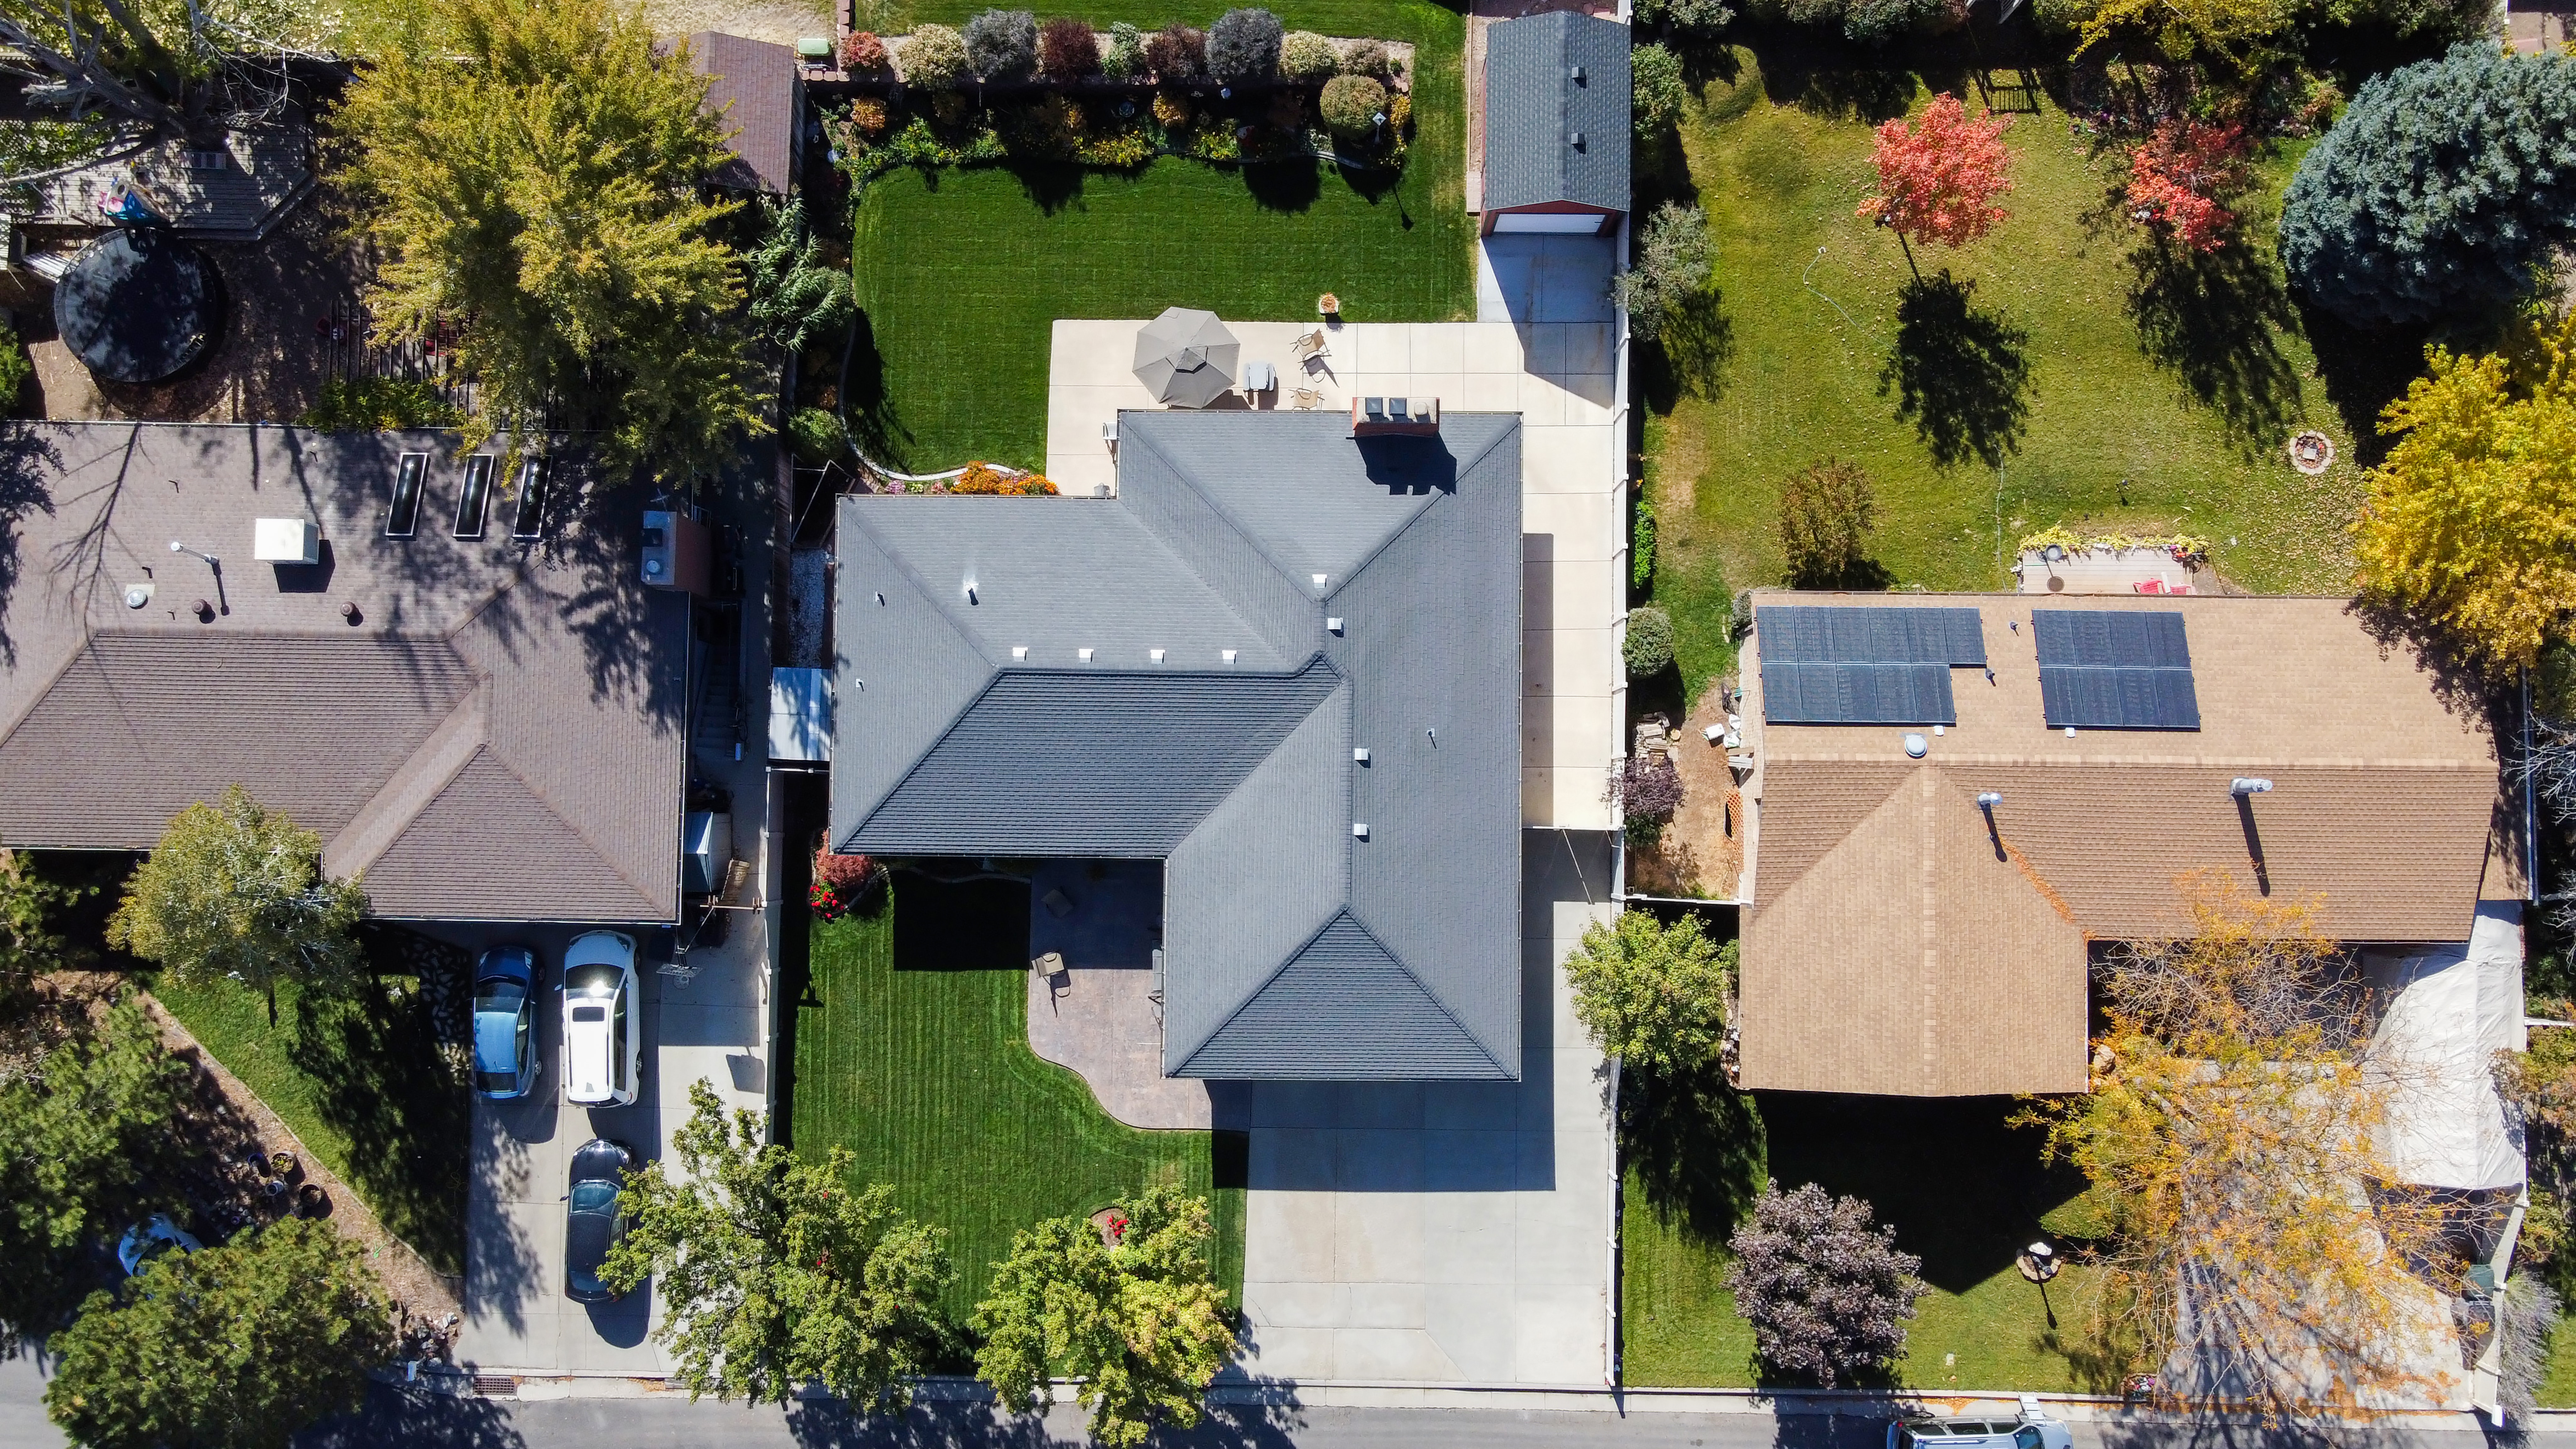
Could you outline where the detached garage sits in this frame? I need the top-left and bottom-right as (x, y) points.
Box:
(1480, 11), (1630, 236)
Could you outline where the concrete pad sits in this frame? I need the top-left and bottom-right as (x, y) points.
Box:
(1334, 1328), (1468, 1380)
(1524, 493), (1619, 556)
(1427, 1282), (1521, 1379)
(1344, 1281), (1430, 1329)
(1561, 325), (1615, 377)
(1524, 324), (1569, 378)
(1524, 426), (1616, 494)
(1407, 323), (1466, 375)
(1515, 371), (1569, 427)
(1245, 1280), (1351, 1327)
(1525, 558), (1621, 632)
(1453, 370), (1521, 413)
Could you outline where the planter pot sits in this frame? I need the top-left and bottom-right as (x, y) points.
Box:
(295, 1183), (331, 1219)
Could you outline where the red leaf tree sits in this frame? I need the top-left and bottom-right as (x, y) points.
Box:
(2121, 120), (2252, 254)
(1857, 94), (2014, 275)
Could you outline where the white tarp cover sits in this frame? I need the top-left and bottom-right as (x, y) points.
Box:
(2365, 902), (2528, 1191)
(768, 667), (832, 763)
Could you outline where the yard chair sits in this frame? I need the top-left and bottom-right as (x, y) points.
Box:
(1291, 329), (1329, 360)
(1289, 386), (1323, 410)
(2133, 579), (2166, 595)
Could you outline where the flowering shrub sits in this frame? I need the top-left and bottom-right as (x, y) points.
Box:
(1152, 89), (1194, 128)
(898, 24), (969, 87)
(839, 30), (887, 70)
(1319, 74), (1385, 139)
(1279, 29), (1337, 80)
(2122, 120), (2251, 253)
(810, 850), (878, 919)
(1857, 93), (2013, 249)
(847, 96), (889, 139)
(1725, 1182), (1929, 1387)
(1386, 92), (1410, 134)
(952, 462), (1059, 495)
(1038, 16), (1097, 78)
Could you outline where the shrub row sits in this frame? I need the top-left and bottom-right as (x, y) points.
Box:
(842, 9), (1407, 92)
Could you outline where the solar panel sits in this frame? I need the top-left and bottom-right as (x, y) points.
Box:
(1758, 605), (1986, 666)
(1760, 661), (1957, 725)
(2032, 610), (2199, 730)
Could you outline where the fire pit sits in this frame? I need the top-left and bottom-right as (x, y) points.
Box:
(2288, 430), (2335, 475)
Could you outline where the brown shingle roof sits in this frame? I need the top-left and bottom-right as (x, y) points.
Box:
(0, 424), (686, 924)
(687, 32), (799, 194)
(1736, 592), (2518, 1097)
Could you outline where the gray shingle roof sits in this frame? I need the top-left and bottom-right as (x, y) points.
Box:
(0, 424), (688, 925)
(832, 411), (1524, 1080)
(1483, 11), (1632, 215)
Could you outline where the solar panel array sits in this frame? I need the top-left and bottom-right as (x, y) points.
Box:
(1756, 606), (1988, 725)
(2032, 610), (2201, 730)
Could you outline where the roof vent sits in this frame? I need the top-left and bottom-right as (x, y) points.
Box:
(1353, 747), (1370, 763)
(2230, 777), (2273, 796)
(253, 518), (319, 565)
(1902, 732), (1928, 758)
(1570, 64), (1586, 82)
(121, 583), (151, 609)
(1077, 647), (1095, 662)
(1311, 572), (1329, 589)
(1011, 646), (1028, 660)
(1149, 648), (1166, 662)
(1975, 791), (2002, 808)
(1327, 616), (1344, 635)
(1570, 130), (1586, 150)
(1221, 649), (1238, 663)
(1352, 822), (1370, 839)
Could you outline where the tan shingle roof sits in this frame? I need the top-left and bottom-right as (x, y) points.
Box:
(1737, 592), (2519, 1098)
(0, 424), (686, 924)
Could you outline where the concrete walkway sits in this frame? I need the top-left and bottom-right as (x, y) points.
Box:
(1223, 829), (1618, 1386)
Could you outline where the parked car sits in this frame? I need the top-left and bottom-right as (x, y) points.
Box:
(116, 1213), (202, 1277)
(1889, 1401), (2073, 1449)
(470, 944), (542, 1100)
(564, 1136), (636, 1304)
(561, 930), (640, 1107)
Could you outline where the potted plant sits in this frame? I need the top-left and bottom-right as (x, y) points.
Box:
(1316, 291), (1340, 318)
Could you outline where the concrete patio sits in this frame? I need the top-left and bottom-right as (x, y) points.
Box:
(1023, 859), (1212, 1131)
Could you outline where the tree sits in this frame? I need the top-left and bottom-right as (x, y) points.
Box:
(1631, 42), (1686, 145)
(742, 199), (853, 357)
(962, 8), (1036, 79)
(108, 786), (364, 1025)
(2072, 0), (2293, 69)
(1635, 0), (1736, 37)
(1778, 458), (1877, 587)
(0, 996), (194, 1351)
(1206, 8), (1280, 79)
(1842, 0), (1945, 44)
(2351, 315), (2576, 673)
(975, 1185), (1234, 1448)
(332, 0), (765, 483)
(1623, 604), (1676, 677)
(1612, 201), (1711, 343)
(2121, 119), (2252, 254)
(899, 23), (969, 87)
(2019, 874), (2450, 1417)
(1857, 94), (2012, 276)
(0, 849), (89, 1028)
(45, 1218), (389, 1449)
(603, 1079), (949, 1408)
(1724, 1181), (1929, 1387)
(1036, 16), (1096, 79)
(2280, 45), (2576, 325)
(1562, 908), (1733, 1076)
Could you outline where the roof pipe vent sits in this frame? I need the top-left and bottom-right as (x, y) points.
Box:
(2230, 777), (2273, 796)
(1975, 791), (2002, 808)
(1569, 130), (1586, 150)
(1077, 647), (1095, 662)
(1570, 64), (1586, 82)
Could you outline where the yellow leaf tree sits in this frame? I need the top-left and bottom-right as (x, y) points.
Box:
(2021, 874), (2450, 1418)
(2355, 317), (2576, 674)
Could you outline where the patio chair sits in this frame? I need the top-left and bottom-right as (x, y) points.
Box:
(1289, 386), (1323, 409)
(1291, 329), (1329, 360)
(2133, 579), (2167, 595)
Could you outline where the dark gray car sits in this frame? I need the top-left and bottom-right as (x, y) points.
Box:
(564, 1137), (636, 1304)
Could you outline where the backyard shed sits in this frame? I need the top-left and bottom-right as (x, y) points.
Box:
(688, 31), (803, 194)
(1480, 11), (1629, 235)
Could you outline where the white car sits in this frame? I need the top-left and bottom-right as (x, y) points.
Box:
(116, 1213), (202, 1277)
(1889, 1400), (2074, 1449)
(561, 930), (640, 1107)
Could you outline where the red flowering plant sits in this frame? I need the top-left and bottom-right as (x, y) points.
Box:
(2120, 119), (2252, 254)
(809, 848), (878, 920)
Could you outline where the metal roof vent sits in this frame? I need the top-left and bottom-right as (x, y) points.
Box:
(1011, 646), (1028, 660)
(1327, 617), (1344, 635)
(1221, 648), (1238, 664)
(1353, 747), (1369, 763)
(1570, 130), (1585, 150)
(1569, 64), (1586, 82)
(1902, 732), (1928, 758)
(121, 583), (151, 609)
(1077, 647), (1094, 662)
(1311, 572), (1329, 589)
(253, 518), (319, 565)
(1149, 648), (1166, 662)
(2230, 777), (2273, 796)
(1352, 822), (1369, 839)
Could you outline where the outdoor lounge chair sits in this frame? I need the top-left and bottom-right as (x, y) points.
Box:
(1289, 386), (1323, 409)
(1291, 329), (1329, 360)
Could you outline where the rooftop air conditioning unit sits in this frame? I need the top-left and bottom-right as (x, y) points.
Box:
(252, 518), (319, 564)
(640, 509), (710, 595)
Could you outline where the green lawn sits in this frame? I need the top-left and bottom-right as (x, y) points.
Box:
(785, 869), (1244, 1332)
(1622, 1085), (2110, 1391)
(845, 0), (1474, 472)
(1643, 46), (2412, 705)
(150, 969), (469, 1276)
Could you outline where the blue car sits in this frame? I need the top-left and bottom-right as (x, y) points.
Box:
(471, 945), (542, 1100)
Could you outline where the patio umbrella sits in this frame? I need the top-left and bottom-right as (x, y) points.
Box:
(1131, 307), (1239, 408)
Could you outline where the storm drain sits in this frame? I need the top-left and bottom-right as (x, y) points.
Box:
(470, 1374), (517, 1399)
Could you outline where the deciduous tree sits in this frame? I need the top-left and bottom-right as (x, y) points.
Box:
(2121, 119), (2252, 254)
(2352, 315), (2576, 673)
(1612, 201), (1711, 342)
(1857, 94), (2012, 273)
(331, 0), (765, 483)
(44, 1218), (389, 1449)
(1778, 458), (1877, 586)
(975, 1185), (1234, 1448)
(604, 1079), (950, 1408)
(2020, 874), (2450, 1418)
(1631, 42), (1686, 144)
(108, 785), (365, 1025)
(1563, 908), (1733, 1076)
(0, 996), (193, 1351)
(1724, 1181), (1928, 1387)
(2280, 45), (2576, 325)
(2073, 0), (2293, 69)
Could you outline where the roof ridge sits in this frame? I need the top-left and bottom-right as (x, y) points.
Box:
(1117, 419), (1314, 601)
(321, 671), (491, 883)
(463, 745), (666, 916)
(1324, 420), (1517, 602)
(840, 504), (1010, 669)
(1174, 907), (1509, 1077)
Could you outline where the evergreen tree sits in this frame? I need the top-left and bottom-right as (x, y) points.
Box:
(2280, 44), (2576, 325)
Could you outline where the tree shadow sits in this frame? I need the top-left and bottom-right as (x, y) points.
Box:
(1243, 158), (1322, 213)
(2343, 594), (2516, 725)
(1624, 1062), (1767, 1246)
(1880, 270), (2032, 470)
(2293, 299), (2428, 469)
(1787, 557), (1894, 590)
(288, 941), (474, 1277)
(843, 308), (913, 470)
(1001, 160), (1085, 214)
(2123, 236), (2302, 451)
(0, 426), (62, 668)
(1635, 289), (1736, 415)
